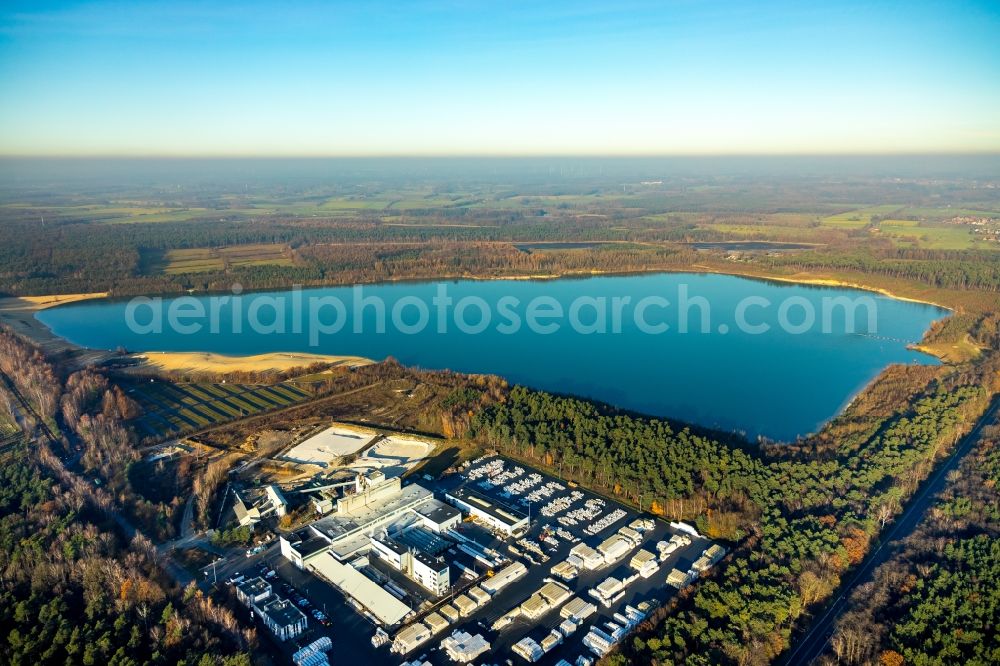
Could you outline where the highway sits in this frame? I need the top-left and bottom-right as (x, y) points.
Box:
(782, 395), (999, 665)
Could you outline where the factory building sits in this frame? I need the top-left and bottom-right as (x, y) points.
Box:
(234, 485), (288, 528)
(412, 499), (461, 533)
(279, 481), (441, 566)
(235, 577), (272, 606)
(369, 532), (451, 596)
(260, 598), (308, 641)
(265, 485), (288, 517)
(308, 551), (413, 627)
(411, 551), (450, 596)
(234, 492), (262, 528)
(444, 487), (528, 536)
(234, 577), (307, 642)
(280, 528), (333, 569)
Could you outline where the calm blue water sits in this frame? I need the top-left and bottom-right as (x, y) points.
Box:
(37, 273), (947, 442)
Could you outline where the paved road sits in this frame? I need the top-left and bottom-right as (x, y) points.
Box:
(782, 396), (999, 665)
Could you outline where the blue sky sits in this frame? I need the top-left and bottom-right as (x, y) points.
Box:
(1, 1), (998, 155)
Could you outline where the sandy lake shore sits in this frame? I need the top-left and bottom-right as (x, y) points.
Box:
(134, 350), (372, 374)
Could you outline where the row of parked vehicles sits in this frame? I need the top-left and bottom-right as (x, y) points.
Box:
(278, 580), (332, 627)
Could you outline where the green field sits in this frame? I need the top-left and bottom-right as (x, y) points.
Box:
(706, 223), (815, 238)
(877, 220), (980, 250)
(125, 380), (311, 438)
(820, 204), (904, 228)
(156, 243), (294, 274)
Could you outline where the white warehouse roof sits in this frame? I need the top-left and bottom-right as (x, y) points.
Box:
(308, 552), (411, 626)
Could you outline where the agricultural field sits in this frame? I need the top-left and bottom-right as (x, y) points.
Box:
(876, 220), (980, 250)
(151, 243), (295, 274)
(317, 197), (394, 211)
(705, 222), (817, 239)
(820, 204), (904, 227)
(123, 379), (312, 439)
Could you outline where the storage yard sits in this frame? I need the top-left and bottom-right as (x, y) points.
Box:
(223, 454), (723, 664)
(280, 424), (436, 478)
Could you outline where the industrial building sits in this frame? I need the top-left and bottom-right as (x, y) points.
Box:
(260, 598), (308, 641)
(412, 499), (461, 533)
(235, 577), (272, 606)
(369, 532), (450, 596)
(308, 551), (413, 627)
(234, 577), (307, 641)
(234, 493), (262, 528)
(280, 528), (333, 569)
(279, 480), (443, 566)
(444, 487), (529, 536)
(234, 484), (288, 528)
(265, 485), (288, 516)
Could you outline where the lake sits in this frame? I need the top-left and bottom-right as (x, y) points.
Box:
(36, 273), (948, 442)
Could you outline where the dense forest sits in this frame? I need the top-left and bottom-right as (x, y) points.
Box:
(0, 334), (253, 666)
(761, 248), (1000, 292)
(469, 354), (998, 665)
(0, 441), (254, 666)
(820, 411), (1000, 666)
(0, 330), (254, 665)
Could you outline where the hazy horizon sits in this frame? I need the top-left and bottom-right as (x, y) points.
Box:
(2, 1), (998, 156)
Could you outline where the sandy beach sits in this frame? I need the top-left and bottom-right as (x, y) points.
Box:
(0, 292), (374, 373)
(134, 350), (372, 374)
(0, 292), (112, 364)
